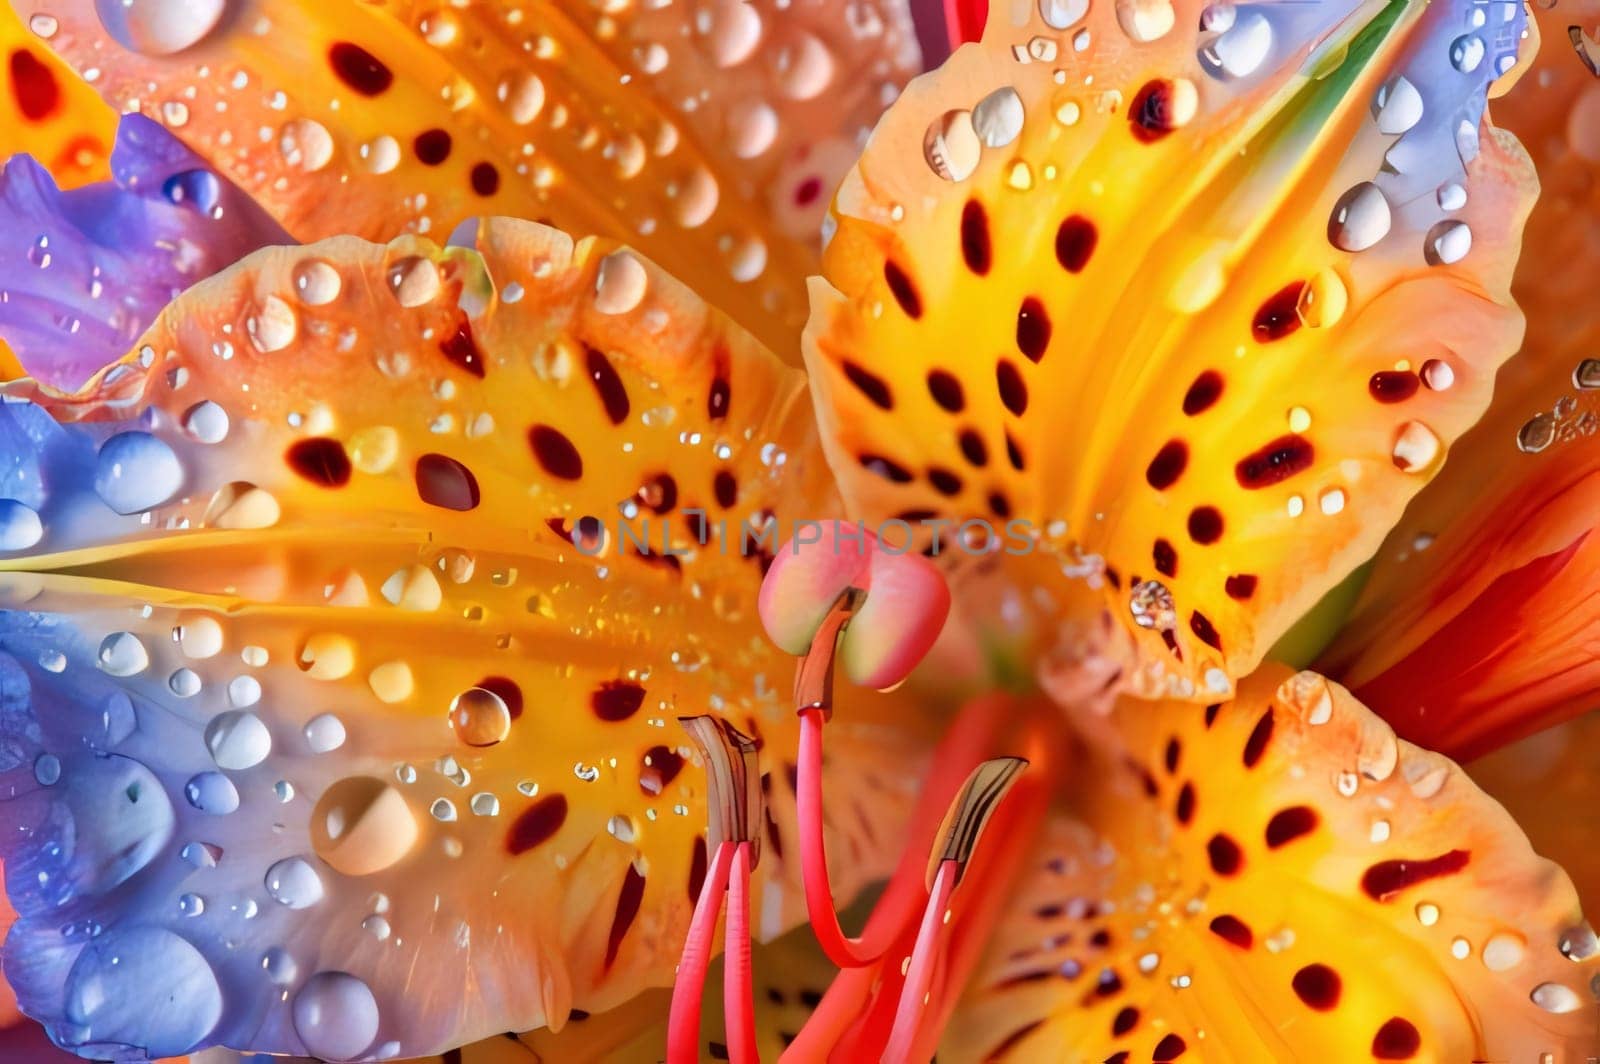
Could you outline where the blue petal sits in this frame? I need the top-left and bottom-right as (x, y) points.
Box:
(0, 114), (290, 392)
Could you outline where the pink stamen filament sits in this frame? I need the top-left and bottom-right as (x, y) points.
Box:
(667, 841), (735, 1064)
(882, 859), (959, 1062)
(724, 842), (759, 1064)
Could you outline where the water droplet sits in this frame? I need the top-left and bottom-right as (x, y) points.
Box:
(470, 792), (500, 817)
(595, 251), (648, 314)
(1425, 220), (1472, 265)
(1482, 931), (1525, 971)
(1414, 902), (1440, 926)
(1328, 182), (1391, 252)
(1451, 936), (1471, 958)
(29, 13), (59, 38)
(1038, 0), (1089, 28)
(1116, 0), (1175, 43)
(204, 710), (272, 770)
(305, 713), (347, 753)
(447, 687), (512, 747)
(0, 500), (44, 551)
(248, 294), (298, 352)
(94, 0), (227, 56)
(1421, 359), (1455, 391)
(262, 946), (297, 985)
(362, 914), (392, 940)
(63, 926), (222, 1055)
(360, 135), (400, 174)
(299, 632), (356, 680)
(95, 432), (183, 514)
(98, 631), (149, 677)
(1129, 580), (1176, 631)
(1450, 34), (1485, 73)
(1518, 412), (1555, 454)
(1203, 10), (1272, 78)
(293, 260), (343, 305)
(1531, 981), (1583, 1013)
(388, 257), (442, 307)
(182, 400), (230, 444)
(265, 856), (325, 909)
(179, 892), (205, 917)
(499, 71), (545, 123)
(1372, 76), (1423, 134)
(33, 753), (61, 786)
(280, 118), (335, 172)
(973, 88), (1025, 148)
(169, 668), (202, 697)
(292, 971), (380, 1060)
(185, 771), (240, 814)
(311, 776), (418, 876)
(924, 110), (980, 182)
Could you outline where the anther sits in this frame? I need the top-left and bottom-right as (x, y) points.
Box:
(679, 715), (763, 867)
(926, 756), (1029, 888)
(792, 588), (864, 720)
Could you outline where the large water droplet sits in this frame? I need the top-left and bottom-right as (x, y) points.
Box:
(97, 632), (149, 677)
(292, 971), (380, 1061)
(1203, 10), (1272, 78)
(312, 776), (419, 876)
(0, 500), (43, 551)
(923, 110), (980, 182)
(594, 251), (648, 315)
(1372, 76), (1423, 134)
(185, 772), (240, 815)
(1531, 981), (1583, 1013)
(449, 687), (511, 747)
(64, 927), (222, 1055)
(1038, 0), (1088, 29)
(67, 756), (174, 890)
(204, 711), (272, 770)
(305, 713), (347, 753)
(265, 856), (325, 909)
(280, 119), (335, 172)
(248, 295), (299, 352)
(94, 432), (183, 514)
(94, 0), (227, 56)
(293, 260), (343, 306)
(1327, 182), (1391, 252)
(182, 400), (230, 444)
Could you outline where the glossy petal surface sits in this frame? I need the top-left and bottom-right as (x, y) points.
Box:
(0, 220), (931, 1059)
(944, 667), (1600, 1061)
(13, 0), (923, 359)
(805, 0), (1535, 699)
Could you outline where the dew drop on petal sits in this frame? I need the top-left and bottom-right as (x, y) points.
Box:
(292, 971), (380, 1060)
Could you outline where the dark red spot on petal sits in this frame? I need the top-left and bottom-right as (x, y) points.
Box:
(9, 49), (59, 120)
(1292, 963), (1341, 1011)
(639, 472), (678, 513)
(640, 744), (684, 796)
(1207, 833), (1243, 875)
(860, 454), (913, 483)
(592, 681), (646, 722)
(1190, 611), (1222, 651)
(988, 492), (1012, 519)
(584, 344), (630, 424)
(1369, 371), (1420, 403)
(476, 676), (523, 720)
(1146, 440), (1188, 489)
(1129, 79), (1185, 141)
(1111, 1006), (1138, 1036)
(604, 864), (646, 969)
(1371, 1018), (1421, 1059)
(884, 260), (923, 319)
(1242, 708), (1274, 767)
(1015, 297), (1051, 362)
(1055, 215), (1097, 273)
(1153, 538), (1178, 578)
(794, 177), (822, 206)
(1266, 806), (1318, 849)
(440, 319), (485, 377)
(1209, 914), (1252, 948)
(708, 376), (731, 420)
(961, 199), (992, 275)
(529, 425), (583, 479)
(1175, 781), (1196, 825)
(506, 793), (568, 854)
(960, 429), (989, 467)
(414, 128), (452, 164)
(1163, 737), (1181, 773)
(714, 469), (739, 508)
(286, 437), (351, 488)
(928, 468), (963, 496)
(1187, 505), (1223, 544)
(1005, 430), (1025, 471)
(470, 161), (501, 196)
(985, 1020), (1045, 1061)
(1236, 434), (1314, 489)
(328, 42), (393, 95)
(1153, 1033), (1187, 1061)
(1225, 573), (1258, 600)
(1252, 281), (1306, 342)
(927, 369), (965, 412)
(1183, 370), (1224, 415)
(841, 360), (893, 410)
(996, 360), (1028, 415)
(415, 453), (481, 510)
(1361, 849), (1471, 903)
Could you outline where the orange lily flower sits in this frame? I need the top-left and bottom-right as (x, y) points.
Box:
(0, 0), (1593, 1062)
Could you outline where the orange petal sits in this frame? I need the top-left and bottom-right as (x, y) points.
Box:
(13, 0), (923, 359)
(0, 4), (113, 186)
(0, 221), (935, 1057)
(1316, 0), (1600, 762)
(804, 0), (1535, 701)
(943, 666), (1600, 1061)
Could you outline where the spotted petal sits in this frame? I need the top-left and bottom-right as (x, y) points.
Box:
(1318, 0), (1600, 762)
(804, 0), (1535, 698)
(0, 2), (112, 188)
(943, 666), (1600, 1061)
(13, 0), (924, 359)
(0, 219), (931, 1059)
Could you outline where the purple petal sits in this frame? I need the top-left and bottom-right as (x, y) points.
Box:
(0, 114), (291, 391)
